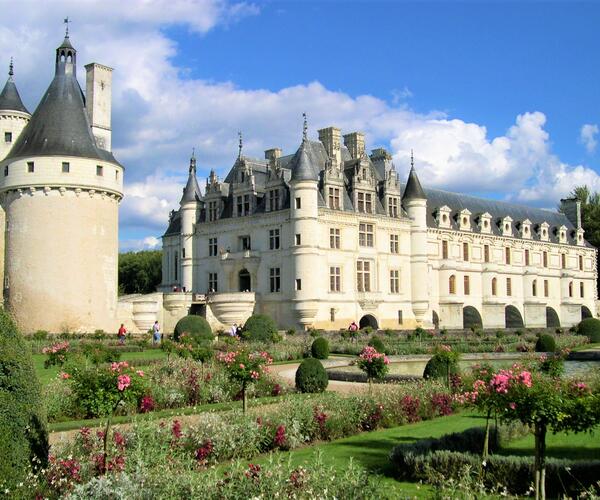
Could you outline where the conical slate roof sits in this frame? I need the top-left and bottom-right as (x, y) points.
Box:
(0, 64), (29, 114)
(180, 154), (202, 203)
(402, 166), (427, 201)
(290, 140), (320, 182)
(4, 38), (120, 165)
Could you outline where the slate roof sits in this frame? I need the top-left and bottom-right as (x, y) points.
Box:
(402, 166), (427, 201)
(163, 211), (181, 236)
(414, 184), (583, 245)
(4, 37), (121, 166)
(0, 71), (29, 114)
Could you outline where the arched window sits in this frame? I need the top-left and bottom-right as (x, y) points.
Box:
(449, 275), (456, 294)
(532, 280), (537, 297)
(491, 277), (497, 296)
(569, 281), (573, 298)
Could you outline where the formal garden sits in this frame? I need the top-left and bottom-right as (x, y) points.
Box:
(2, 309), (600, 499)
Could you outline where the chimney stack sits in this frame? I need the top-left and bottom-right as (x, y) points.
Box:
(85, 63), (113, 151)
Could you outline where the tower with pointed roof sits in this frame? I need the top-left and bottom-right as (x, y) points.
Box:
(179, 151), (202, 292)
(0, 59), (31, 161)
(0, 31), (124, 333)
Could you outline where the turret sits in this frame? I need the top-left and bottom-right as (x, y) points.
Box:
(289, 116), (321, 329)
(0, 59), (31, 161)
(402, 152), (429, 326)
(179, 151), (201, 292)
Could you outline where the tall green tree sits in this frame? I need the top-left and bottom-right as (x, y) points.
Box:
(118, 250), (162, 295)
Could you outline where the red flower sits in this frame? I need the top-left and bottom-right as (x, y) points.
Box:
(274, 424), (286, 447)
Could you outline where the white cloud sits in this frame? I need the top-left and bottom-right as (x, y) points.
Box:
(2, 0), (600, 244)
(120, 236), (162, 252)
(580, 124), (599, 154)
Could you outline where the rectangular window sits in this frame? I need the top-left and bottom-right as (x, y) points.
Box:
(357, 192), (372, 213)
(3, 165), (7, 176)
(295, 234), (301, 246)
(208, 272), (218, 292)
(329, 266), (341, 292)
(295, 197), (301, 209)
(208, 237), (218, 256)
(580, 282), (585, 298)
(365, 193), (372, 213)
(464, 275), (470, 295)
(295, 278), (302, 291)
(330, 308), (336, 322)
(62, 162), (70, 173)
(4, 132), (12, 143)
(237, 196), (243, 216)
(525, 249), (530, 266)
(329, 228), (340, 249)
(269, 229), (280, 250)
(390, 270), (400, 293)
(174, 255), (178, 281)
(96, 165), (103, 176)
(579, 255), (584, 271)
(268, 189), (280, 211)
(240, 236), (251, 251)
(533, 280), (537, 297)
(328, 187), (340, 209)
(463, 242), (469, 262)
(507, 277), (512, 296)
(359, 223), (374, 247)
(390, 234), (399, 254)
(561, 253), (566, 269)
(484, 244), (490, 263)
(269, 268), (281, 293)
(356, 260), (371, 292)
(398, 310), (403, 325)
(115, 170), (119, 180)
(388, 197), (398, 217)
(505, 247), (511, 265)
(357, 192), (365, 213)
(182, 248), (185, 259)
(442, 240), (448, 259)
(208, 201), (218, 221)
(544, 279), (549, 297)
(243, 194), (250, 214)
(27, 161), (34, 173)
(543, 251), (548, 267)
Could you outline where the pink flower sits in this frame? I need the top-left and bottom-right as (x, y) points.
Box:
(239, 363), (245, 369)
(490, 372), (511, 394)
(509, 402), (516, 410)
(59, 372), (71, 379)
(111, 361), (130, 372)
(117, 374), (131, 391)
(136, 370), (144, 377)
(473, 379), (486, 392)
(517, 371), (532, 388)
(250, 370), (260, 380)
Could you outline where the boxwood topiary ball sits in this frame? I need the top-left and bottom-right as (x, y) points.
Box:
(174, 315), (213, 344)
(295, 358), (328, 393)
(577, 318), (600, 343)
(311, 337), (330, 359)
(535, 333), (556, 353)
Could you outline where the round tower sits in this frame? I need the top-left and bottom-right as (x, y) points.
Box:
(179, 151), (201, 292)
(289, 132), (321, 329)
(0, 33), (124, 333)
(402, 154), (429, 327)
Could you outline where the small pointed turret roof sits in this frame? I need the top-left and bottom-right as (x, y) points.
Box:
(402, 151), (427, 201)
(180, 150), (202, 204)
(0, 59), (30, 114)
(290, 140), (317, 182)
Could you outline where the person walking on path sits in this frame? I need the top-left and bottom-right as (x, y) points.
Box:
(348, 321), (359, 332)
(152, 321), (161, 345)
(117, 323), (127, 345)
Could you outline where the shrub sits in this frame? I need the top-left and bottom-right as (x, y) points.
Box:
(535, 333), (556, 352)
(311, 337), (330, 359)
(357, 346), (389, 381)
(361, 326), (374, 335)
(285, 328), (296, 336)
(81, 342), (121, 365)
(423, 347), (459, 380)
(0, 310), (48, 489)
(33, 330), (49, 341)
(368, 335), (386, 354)
(577, 318), (600, 342)
(241, 314), (279, 343)
(174, 315), (213, 344)
(295, 358), (328, 393)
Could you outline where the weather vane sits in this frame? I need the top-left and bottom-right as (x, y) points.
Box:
(64, 17), (70, 37)
(238, 131), (243, 158)
(302, 112), (308, 142)
(411, 149), (414, 169)
(9, 57), (13, 77)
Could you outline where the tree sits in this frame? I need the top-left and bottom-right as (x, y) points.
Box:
(118, 250), (162, 295)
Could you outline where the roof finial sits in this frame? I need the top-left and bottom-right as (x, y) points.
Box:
(238, 131), (243, 159)
(410, 149), (414, 169)
(302, 112), (308, 142)
(8, 57), (13, 77)
(189, 147), (197, 174)
(64, 17), (70, 37)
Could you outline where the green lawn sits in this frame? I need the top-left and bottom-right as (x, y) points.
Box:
(499, 428), (599, 460)
(33, 349), (167, 387)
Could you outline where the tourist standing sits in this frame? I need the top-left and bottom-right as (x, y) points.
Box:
(152, 321), (161, 345)
(117, 323), (127, 345)
(349, 321), (359, 332)
(230, 323), (238, 337)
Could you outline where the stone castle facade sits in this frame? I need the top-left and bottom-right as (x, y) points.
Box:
(0, 34), (123, 333)
(161, 124), (597, 332)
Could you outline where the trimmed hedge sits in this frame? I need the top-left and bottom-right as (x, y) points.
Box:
(241, 314), (280, 343)
(295, 358), (328, 393)
(390, 427), (600, 496)
(423, 354), (459, 380)
(0, 310), (48, 489)
(578, 318), (600, 343)
(535, 333), (556, 352)
(174, 315), (213, 344)
(311, 337), (330, 359)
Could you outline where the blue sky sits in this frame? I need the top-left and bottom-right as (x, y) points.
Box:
(1, 0), (599, 249)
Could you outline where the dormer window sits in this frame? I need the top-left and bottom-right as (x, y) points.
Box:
(357, 192), (372, 213)
(459, 209), (471, 231)
(436, 206), (452, 229)
(328, 187), (341, 210)
(208, 200), (219, 221)
(236, 194), (251, 217)
(240, 171), (245, 183)
(501, 216), (513, 237)
(576, 228), (585, 246)
(478, 212), (492, 234)
(268, 189), (280, 211)
(558, 225), (568, 244)
(539, 222), (550, 242)
(388, 197), (399, 217)
(520, 219), (532, 239)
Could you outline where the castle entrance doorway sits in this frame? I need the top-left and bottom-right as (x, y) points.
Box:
(239, 269), (251, 292)
(359, 314), (378, 330)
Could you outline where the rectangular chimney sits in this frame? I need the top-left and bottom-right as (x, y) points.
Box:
(85, 63), (113, 152)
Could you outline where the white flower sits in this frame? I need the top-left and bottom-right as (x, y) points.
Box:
(482, 460), (487, 467)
